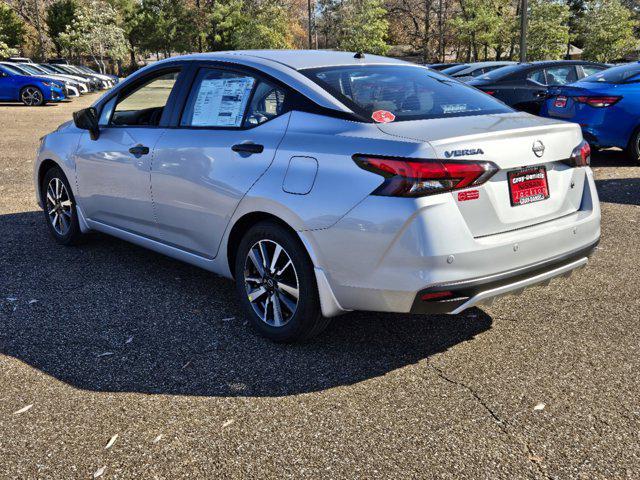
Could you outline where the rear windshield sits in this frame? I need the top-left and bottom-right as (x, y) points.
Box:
(476, 64), (523, 81)
(302, 65), (511, 122)
(441, 64), (469, 75)
(582, 63), (640, 84)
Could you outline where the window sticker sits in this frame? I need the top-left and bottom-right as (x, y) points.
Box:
(441, 104), (469, 114)
(371, 110), (396, 123)
(191, 76), (255, 127)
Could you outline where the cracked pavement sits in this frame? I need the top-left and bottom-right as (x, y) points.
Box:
(1, 96), (639, 479)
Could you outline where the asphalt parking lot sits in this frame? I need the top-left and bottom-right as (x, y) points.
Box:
(1, 95), (639, 479)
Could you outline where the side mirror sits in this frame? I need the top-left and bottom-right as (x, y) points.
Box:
(73, 107), (100, 140)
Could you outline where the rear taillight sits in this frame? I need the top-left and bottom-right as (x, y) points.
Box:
(574, 96), (621, 108)
(566, 140), (591, 167)
(353, 155), (499, 197)
(484, 90), (495, 95)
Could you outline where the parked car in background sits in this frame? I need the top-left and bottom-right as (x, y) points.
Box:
(57, 64), (114, 88)
(427, 62), (464, 71)
(541, 62), (640, 163)
(37, 64), (92, 92)
(34, 50), (600, 342)
(7, 57), (33, 63)
(468, 61), (610, 114)
(1, 62), (82, 97)
(42, 64), (100, 91)
(442, 61), (517, 81)
(0, 64), (65, 105)
(75, 65), (119, 86)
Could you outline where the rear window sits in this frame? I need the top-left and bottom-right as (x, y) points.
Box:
(477, 64), (523, 81)
(582, 63), (640, 84)
(302, 65), (511, 122)
(441, 64), (469, 75)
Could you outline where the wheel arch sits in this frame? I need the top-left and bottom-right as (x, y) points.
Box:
(37, 159), (62, 204)
(226, 211), (299, 279)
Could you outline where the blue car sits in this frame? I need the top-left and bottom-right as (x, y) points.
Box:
(541, 62), (640, 162)
(0, 64), (66, 106)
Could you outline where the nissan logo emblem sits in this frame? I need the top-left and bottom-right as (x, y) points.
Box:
(532, 140), (545, 157)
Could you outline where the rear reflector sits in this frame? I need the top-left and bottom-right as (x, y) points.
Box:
(353, 155), (499, 197)
(421, 291), (454, 301)
(574, 96), (621, 108)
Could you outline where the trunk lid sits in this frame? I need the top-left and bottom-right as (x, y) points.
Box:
(378, 112), (586, 237)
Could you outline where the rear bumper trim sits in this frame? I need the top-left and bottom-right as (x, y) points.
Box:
(411, 239), (598, 314)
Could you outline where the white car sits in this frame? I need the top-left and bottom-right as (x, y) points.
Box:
(34, 51), (600, 342)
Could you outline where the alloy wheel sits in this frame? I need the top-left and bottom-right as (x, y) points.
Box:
(45, 177), (73, 236)
(21, 87), (43, 106)
(243, 239), (299, 327)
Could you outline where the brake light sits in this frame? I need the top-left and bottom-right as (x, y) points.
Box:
(574, 96), (621, 108)
(353, 155), (499, 197)
(567, 140), (591, 167)
(484, 90), (495, 95)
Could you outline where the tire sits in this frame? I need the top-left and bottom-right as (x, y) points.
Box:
(625, 128), (640, 164)
(20, 86), (45, 106)
(41, 166), (84, 245)
(234, 220), (330, 342)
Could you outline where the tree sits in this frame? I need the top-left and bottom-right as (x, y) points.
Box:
(59, 0), (127, 72)
(0, 35), (18, 58)
(579, 0), (639, 61)
(526, 0), (570, 60)
(0, 3), (26, 51)
(232, 1), (295, 49)
(45, 0), (78, 57)
(322, 0), (389, 54)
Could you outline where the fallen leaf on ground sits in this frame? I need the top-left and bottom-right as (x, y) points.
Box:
(93, 466), (106, 478)
(528, 455), (543, 463)
(6, 297), (17, 302)
(13, 404), (33, 415)
(97, 352), (114, 358)
(125, 336), (133, 344)
(221, 317), (235, 322)
(533, 403), (546, 411)
(152, 434), (163, 443)
(105, 434), (118, 449)
(181, 361), (191, 370)
(222, 419), (234, 428)
(28, 299), (38, 304)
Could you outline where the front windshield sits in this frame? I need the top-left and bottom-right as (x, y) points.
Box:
(0, 64), (21, 75)
(582, 63), (640, 84)
(19, 64), (42, 75)
(303, 65), (512, 122)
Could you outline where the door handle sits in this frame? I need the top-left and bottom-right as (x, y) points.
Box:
(129, 144), (150, 158)
(232, 143), (264, 155)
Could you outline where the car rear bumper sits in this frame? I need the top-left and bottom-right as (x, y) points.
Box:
(306, 168), (601, 317)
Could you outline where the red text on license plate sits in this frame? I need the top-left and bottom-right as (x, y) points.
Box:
(554, 96), (567, 108)
(508, 166), (550, 206)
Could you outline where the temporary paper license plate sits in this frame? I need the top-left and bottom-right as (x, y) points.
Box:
(508, 166), (550, 206)
(554, 95), (568, 108)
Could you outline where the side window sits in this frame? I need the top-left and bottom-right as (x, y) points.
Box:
(111, 70), (180, 127)
(581, 65), (605, 78)
(544, 66), (577, 86)
(527, 69), (547, 85)
(244, 81), (287, 127)
(180, 69), (256, 127)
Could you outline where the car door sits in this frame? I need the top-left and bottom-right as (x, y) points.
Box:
(74, 68), (183, 238)
(0, 68), (17, 100)
(150, 65), (291, 258)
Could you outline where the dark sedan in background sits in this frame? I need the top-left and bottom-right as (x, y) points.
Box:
(468, 61), (609, 114)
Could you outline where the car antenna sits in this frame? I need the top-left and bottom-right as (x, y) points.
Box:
(354, 51), (365, 59)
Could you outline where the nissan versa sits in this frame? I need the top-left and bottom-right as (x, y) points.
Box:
(34, 51), (601, 342)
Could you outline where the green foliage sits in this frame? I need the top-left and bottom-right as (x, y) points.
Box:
(0, 35), (18, 59)
(59, 0), (127, 70)
(579, 0), (639, 62)
(449, 0), (518, 60)
(336, 0), (390, 54)
(0, 3), (26, 50)
(526, 0), (570, 60)
(234, 1), (294, 49)
(46, 0), (79, 56)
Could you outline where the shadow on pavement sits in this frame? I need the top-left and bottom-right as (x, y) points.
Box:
(591, 148), (637, 167)
(595, 178), (640, 206)
(0, 211), (492, 397)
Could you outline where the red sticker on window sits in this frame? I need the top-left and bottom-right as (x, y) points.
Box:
(458, 190), (480, 201)
(371, 110), (396, 123)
